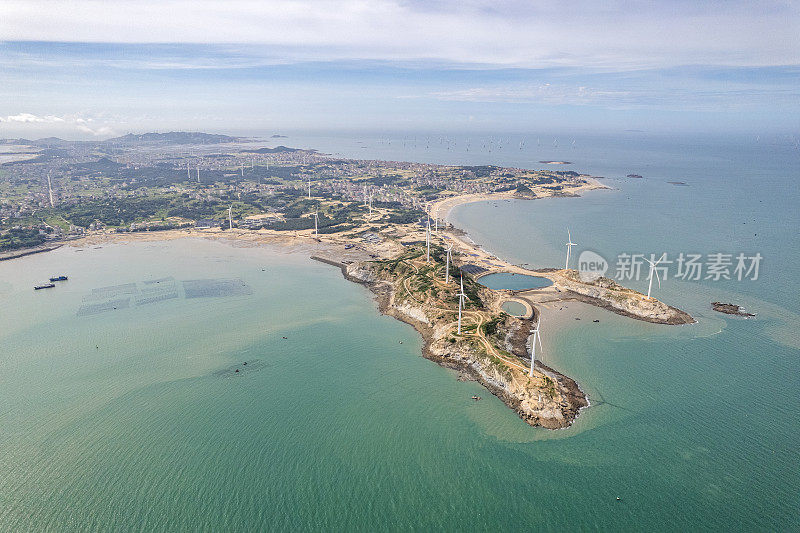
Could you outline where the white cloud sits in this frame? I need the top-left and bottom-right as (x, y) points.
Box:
(0, 113), (116, 136)
(422, 80), (800, 111)
(426, 85), (633, 105)
(1, 0), (798, 68)
(76, 124), (115, 136)
(1, 113), (66, 123)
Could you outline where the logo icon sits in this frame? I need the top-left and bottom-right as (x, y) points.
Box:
(577, 250), (608, 282)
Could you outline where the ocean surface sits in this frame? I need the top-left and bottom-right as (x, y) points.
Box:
(1, 131), (799, 530)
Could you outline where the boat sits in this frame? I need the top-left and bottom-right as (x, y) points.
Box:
(49, 275), (68, 282)
(34, 283), (56, 290)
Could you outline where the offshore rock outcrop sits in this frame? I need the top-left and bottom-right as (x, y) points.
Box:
(712, 302), (755, 317)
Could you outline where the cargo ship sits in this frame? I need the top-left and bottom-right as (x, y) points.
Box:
(49, 275), (68, 282)
(34, 283), (56, 290)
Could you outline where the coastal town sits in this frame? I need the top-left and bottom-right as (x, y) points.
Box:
(1, 132), (582, 249)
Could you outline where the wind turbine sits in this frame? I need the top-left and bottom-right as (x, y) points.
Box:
(228, 205), (233, 230)
(196, 164), (200, 183)
(187, 162), (191, 181)
(445, 244), (453, 284)
(425, 218), (431, 263)
(363, 184), (368, 207)
(240, 163), (244, 177)
(307, 179), (311, 199)
(313, 210), (319, 236)
(644, 253), (666, 299)
(368, 193), (373, 215)
(529, 318), (543, 376)
(564, 229), (577, 270)
(457, 274), (468, 334)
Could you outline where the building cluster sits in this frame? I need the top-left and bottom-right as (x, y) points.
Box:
(1, 138), (581, 242)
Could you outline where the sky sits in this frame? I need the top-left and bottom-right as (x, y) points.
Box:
(1, 0), (798, 139)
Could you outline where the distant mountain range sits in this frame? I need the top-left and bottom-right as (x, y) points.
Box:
(106, 132), (244, 144)
(1, 131), (245, 146)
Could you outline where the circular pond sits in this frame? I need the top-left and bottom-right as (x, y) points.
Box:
(501, 301), (528, 317)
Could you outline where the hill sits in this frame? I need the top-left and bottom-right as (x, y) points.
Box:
(106, 132), (242, 145)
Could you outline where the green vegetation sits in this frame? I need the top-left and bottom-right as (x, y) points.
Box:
(482, 316), (502, 336)
(1, 228), (46, 251)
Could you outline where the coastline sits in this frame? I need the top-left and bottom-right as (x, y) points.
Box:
(428, 176), (608, 222)
(0, 242), (65, 261)
(5, 176), (694, 429)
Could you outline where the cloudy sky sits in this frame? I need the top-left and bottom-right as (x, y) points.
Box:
(1, 0), (798, 138)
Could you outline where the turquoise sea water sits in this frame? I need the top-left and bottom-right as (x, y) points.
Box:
(1, 132), (799, 530)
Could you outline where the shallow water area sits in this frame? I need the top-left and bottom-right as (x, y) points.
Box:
(500, 300), (527, 316)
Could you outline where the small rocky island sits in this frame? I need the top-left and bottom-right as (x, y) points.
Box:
(712, 302), (755, 317)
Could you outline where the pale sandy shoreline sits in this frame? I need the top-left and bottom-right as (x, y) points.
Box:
(429, 177), (607, 222)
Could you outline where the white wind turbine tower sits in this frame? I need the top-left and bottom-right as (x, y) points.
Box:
(564, 229), (577, 270)
(228, 205), (233, 230)
(644, 253), (666, 299)
(186, 162), (191, 181)
(363, 185), (368, 207)
(313, 210), (319, 235)
(196, 164), (200, 183)
(240, 163), (244, 177)
(444, 244), (453, 284)
(368, 193), (374, 216)
(425, 218), (431, 263)
(457, 274), (468, 334)
(307, 179), (311, 199)
(529, 317), (543, 376)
